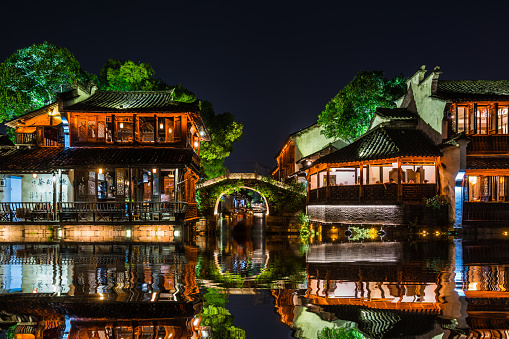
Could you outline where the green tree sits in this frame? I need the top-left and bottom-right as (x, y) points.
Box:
(318, 71), (406, 141)
(0, 41), (92, 122)
(99, 59), (169, 91)
(199, 101), (243, 179)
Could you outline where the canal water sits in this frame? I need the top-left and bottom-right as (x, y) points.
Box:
(0, 215), (507, 338)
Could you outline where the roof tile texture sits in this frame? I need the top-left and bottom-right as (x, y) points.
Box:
(314, 126), (441, 165)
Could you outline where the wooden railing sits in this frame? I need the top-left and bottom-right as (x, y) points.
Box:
(468, 135), (509, 153)
(463, 201), (509, 221)
(185, 203), (198, 220)
(15, 133), (37, 145)
(308, 184), (437, 205)
(0, 201), (188, 223)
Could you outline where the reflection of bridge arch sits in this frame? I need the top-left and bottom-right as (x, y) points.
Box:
(214, 186), (269, 216)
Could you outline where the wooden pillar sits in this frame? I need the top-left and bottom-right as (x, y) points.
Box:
(112, 114), (117, 143)
(52, 172), (57, 220)
(306, 172), (310, 205)
(436, 158), (440, 195)
(134, 114), (139, 143)
(154, 115), (159, 143)
(359, 164), (364, 202)
(397, 159), (402, 202)
(181, 114), (188, 147)
(326, 166), (331, 203)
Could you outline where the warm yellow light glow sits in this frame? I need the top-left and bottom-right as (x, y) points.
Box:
(469, 176), (477, 185)
(194, 141), (199, 147)
(468, 282), (478, 291)
(504, 231), (508, 236)
(151, 292), (157, 301)
(119, 122), (124, 128)
(32, 173), (37, 179)
(152, 168), (157, 173)
(100, 293), (104, 300)
(160, 123), (164, 129)
(99, 168), (103, 174)
(168, 128), (172, 133)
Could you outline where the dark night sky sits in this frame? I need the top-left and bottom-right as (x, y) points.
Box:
(2, 1), (509, 173)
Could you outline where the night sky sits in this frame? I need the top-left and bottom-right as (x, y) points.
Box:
(2, 1), (509, 173)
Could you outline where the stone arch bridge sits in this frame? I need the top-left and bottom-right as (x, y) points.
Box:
(196, 173), (303, 216)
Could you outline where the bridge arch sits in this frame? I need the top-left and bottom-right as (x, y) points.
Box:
(197, 172), (304, 217)
(213, 186), (270, 216)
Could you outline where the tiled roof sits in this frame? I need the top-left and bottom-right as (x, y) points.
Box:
(375, 107), (417, 119)
(0, 147), (63, 172)
(5, 102), (58, 128)
(313, 126), (441, 165)
(49, 147), (197, 167)
(436, 80), (509, 101)
(63, 90), (199, 113)
(467, 157), (509, 169)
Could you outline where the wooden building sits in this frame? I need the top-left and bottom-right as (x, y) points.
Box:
(0, 82), (209, 223)
(272, 123), (348, 183)
(306, 66), (509, 225)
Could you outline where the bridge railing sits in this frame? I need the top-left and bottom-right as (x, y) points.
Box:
(197, 172), (288, 189)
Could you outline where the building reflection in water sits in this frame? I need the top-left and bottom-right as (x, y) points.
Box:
(4, 218), (509, 338)
(0, 243), (203, 338)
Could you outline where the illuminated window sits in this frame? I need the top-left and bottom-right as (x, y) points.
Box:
(140, 117), (155, 142)
(476, 106), (488, 134)
(499, 106), (509, 134)
(457, 106), (468, 133)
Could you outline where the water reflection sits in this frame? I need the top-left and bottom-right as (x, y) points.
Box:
(3, 217), (509, 338)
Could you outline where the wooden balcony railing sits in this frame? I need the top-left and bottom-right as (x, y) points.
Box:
(0, 201), (188, 223)
(15, 133), (37, 145)
(308, 183), (437, 205)
(467, 135), (509, 153)
(463, 201), (509, 221)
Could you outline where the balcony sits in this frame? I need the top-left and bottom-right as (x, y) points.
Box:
(308, 183), (437, 205)
(467, 135), (509, 153)
(0, 201), (188, 224)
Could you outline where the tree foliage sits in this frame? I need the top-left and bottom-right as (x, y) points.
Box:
(98, 59), (169, 91)
(318, 71), (406, 141)
(0, 41), (92, 122)
(199, 100), (243, 179)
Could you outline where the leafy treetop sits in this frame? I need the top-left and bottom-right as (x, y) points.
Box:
(318, 70), (406, 141)
(199, 100), (243, 179)
(0, 41), (93, 122)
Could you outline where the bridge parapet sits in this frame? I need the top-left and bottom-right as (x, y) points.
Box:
(197, 173), (286, 189)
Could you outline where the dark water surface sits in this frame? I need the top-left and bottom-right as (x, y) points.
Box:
(0, 216), (507, 338)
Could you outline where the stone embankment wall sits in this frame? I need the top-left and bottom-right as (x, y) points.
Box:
(307, 205), (449, 226)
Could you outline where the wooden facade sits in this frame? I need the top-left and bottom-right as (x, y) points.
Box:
(445, 94), (509, 222)
(1, 86), (209, 223)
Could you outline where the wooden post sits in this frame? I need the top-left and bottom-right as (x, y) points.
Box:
(134, 114), (139, 143)
(326, 166), (330, 202)
(112, 114), (117, 143)
(359, 164), (364, 202)
(154, 115), (159, 143)
(306, 172), (310, 205)
(435, 157), (440, 195)
(397, 159), (402, 203)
